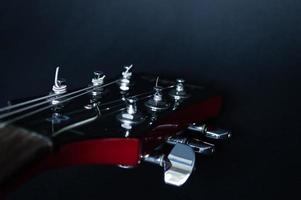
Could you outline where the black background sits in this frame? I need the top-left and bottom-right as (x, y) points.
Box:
(1, 0), (300, 199)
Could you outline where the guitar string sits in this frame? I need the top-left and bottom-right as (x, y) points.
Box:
(52, 94), (154, 137)
(100, 85), (174, 107)
(1, 84), (174, 127)
(0, 93), (58, 113)
(51, 85), (174, 137)
(0, 80), (119, 120)
(0, 80), (120, 125)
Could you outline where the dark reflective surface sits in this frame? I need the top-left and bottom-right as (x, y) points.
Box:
(1, 0), (300, 199)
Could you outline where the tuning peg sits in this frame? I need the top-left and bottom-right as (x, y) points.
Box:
(52, 67), (67, 95)
(119, 65), (133, 92)
(188, 123), (232, 140)
(116, 97), (144, 129)
(166, 136), (215, 155)
(143, 143), (195, 186)
(169, 79), (189, 100)
(145, 78), (170, 111)
(92, 71), (106, 86)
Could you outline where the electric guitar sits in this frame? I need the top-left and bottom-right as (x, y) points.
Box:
(0, 65), (231, 198)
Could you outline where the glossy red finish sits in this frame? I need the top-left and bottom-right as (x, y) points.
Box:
(0, 138), (141, 199)
(0, 95), (222, 199)
(49, 138), (141, 167)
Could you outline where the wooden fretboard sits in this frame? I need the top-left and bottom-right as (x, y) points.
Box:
(0, 125), (53, 185)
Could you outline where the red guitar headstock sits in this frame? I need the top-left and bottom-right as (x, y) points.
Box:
(0, 65), (231, 195)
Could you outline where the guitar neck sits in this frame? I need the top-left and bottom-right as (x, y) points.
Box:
(0, 125), (52, 185)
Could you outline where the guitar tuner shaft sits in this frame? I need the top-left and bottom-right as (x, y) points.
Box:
(188, 123), (232, 140)
(167, 136), (215, 155)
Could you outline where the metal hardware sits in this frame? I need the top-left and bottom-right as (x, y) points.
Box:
(119, 65), (133, 92)
(51, 67), (67, 105)
(91, 71), (106, 95)
(92, 71), (106, 86)
(145, 80), (170, 111)
(84, 100), (100, 110)
(52, 67), (67, 95)
(117, 97), (144, 129)
(143, 143), (195, 186)
(188, 123), (232, 140)
(84, 71), (106, 109)
(169, 79), (189, 99)
(167, 136), (215, 155)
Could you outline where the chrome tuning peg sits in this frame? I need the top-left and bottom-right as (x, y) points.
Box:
(167, 136), (215, 155)
(169, 79), (189, 100)
(143, 143), (195, 186)
(92, 71), (106, 86)
(116, 97), (144, 129)
(119, 64), (133, 92)
(52, 67), (67, 95)
(145, 77), (170, 112)
(51, 67), (67, 105)
(188, 123), (232, 140)
(91, 71), (106, 95)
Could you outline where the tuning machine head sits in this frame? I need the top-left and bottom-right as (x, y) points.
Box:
(92, 71), (106, 86)
(169, 79), (189, 100)
(119, 65), (133, 92)
(52, 67), (67, 95)
(91, 71), (106, 96)
(143, 143), (195, 186)
(188, 123), (232, 140)
(145, 85), (170, 112)
(167, 136), (215, 155)
(50, 67), (67, 106)
(117, 97), (144, 131)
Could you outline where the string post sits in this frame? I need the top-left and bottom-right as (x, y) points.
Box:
(117, 96), (144, 130)
(119, 65), (133, 92)
(169, 78), (189, 100)
(52, 67), (67, 95)
(145, 78), (170, 112)
(92, 71), (106, 86)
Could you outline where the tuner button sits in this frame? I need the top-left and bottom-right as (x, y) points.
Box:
(165, 143), (195, 186)
(143, 143), (195, 187)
